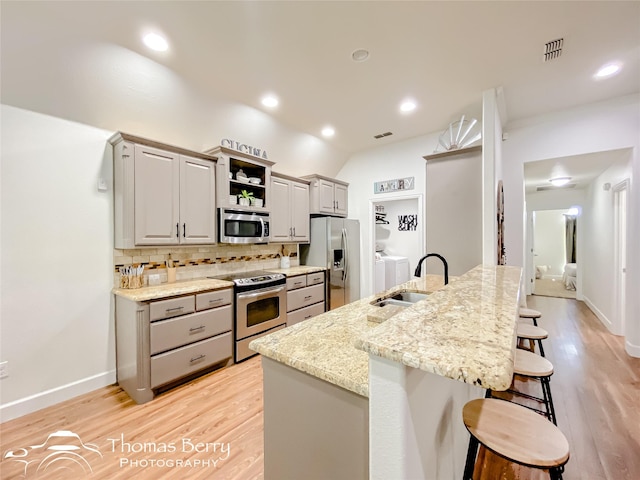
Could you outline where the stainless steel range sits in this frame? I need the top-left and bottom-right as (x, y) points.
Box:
(210, 271), (287, 362)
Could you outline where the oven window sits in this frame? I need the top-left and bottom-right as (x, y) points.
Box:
(247, 297), (280, 327)
(225, 220), (261, 238)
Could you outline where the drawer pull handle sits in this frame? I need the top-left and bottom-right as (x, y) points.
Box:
(304, 315), (312, 319)
(304, 295), (312, 300)
(189, 325), (205, 332)
(190, 354), (206, 363)
(208, 298), (223, 303)
(165, 306), (184, 313)
(294, 282), (304, 286)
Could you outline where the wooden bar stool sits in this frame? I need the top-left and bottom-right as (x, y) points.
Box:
(519, 307), (542, 326)
(502, 349), (557, 425)
(463, 398), (569, 480)
(517, 323), (549, 357)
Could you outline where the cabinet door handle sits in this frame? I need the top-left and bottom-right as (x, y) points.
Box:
(293, 227), (296, 236)
(176, 223), (179, 238)
(189, 325), (205, 332)
(190, 354), (206, 363)
(183, 223), (186, 238)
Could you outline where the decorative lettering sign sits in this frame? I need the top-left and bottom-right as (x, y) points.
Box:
(221, 139), (268, 160)
(374, 176), (415, 194)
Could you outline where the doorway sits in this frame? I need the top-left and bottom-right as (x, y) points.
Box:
(531, 208), (578, 299)
(368, 194), (423, 295)
(613, 179), (629, 336)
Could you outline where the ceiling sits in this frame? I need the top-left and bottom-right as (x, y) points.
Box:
(1, 1), (639, 155)
(524, 149), (632, 194)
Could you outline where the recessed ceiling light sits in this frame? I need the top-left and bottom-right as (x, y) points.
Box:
(400, 100), (417, 113)
(143, 33), (169, 52)
(321, 126), (335, 137)
(261, 95), (279, 108)
(594, 62), (622, 79)
(351, 49), (370, 62)
(549, 176), (571, 187)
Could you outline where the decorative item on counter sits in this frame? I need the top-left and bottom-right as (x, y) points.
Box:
(238, 189), (253, 206)
(250, 197), (264, 207)
(166, 259), (176, 283)
(279, 244), (291, 268)
(120, 265), (144, 289)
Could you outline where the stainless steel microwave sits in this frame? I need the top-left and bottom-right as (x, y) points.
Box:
(218, 209), (270, 244)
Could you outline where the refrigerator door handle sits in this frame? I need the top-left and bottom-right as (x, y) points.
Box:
(342, 227), (349, 283)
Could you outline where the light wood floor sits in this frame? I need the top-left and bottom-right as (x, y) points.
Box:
(1, 296), (639, 479)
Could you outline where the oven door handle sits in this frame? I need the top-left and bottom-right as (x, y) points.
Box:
(237, 286), (285, 301)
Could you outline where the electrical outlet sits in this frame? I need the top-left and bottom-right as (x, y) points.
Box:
(0, 361), (8, 379)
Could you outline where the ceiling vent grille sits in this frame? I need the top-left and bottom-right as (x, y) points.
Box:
(543, 38), (564, 62)
(536, 183), (576, 192)
(374, 131), (393, 139)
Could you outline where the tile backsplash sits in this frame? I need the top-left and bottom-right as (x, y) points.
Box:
(114, 243), (299, 287)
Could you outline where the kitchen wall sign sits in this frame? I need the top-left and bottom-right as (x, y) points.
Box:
(221, 139), (268, 160)
(398, 214), (418, 231)
(374, 176), (415, 194)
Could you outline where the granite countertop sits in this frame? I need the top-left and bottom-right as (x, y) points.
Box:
(357, 265), (522, 391)
(267, 265), (326, 276)
(249, 274), (449, 398)
(113, 278), (234, 302)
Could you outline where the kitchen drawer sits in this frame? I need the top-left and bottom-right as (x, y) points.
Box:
(287, 302), (325, 327)
(150, 296), (195, 321)
(150, 305), (232, 354)
(287, 283), (324, 312)
(286, 275), (307, 290)
(150, 332), (232, 388)
(306, 271), (325, 286)
(196, 289), (233, 311)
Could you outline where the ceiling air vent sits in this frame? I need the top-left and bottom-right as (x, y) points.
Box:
(543, 38), (564, 62)
(374, 132), (393, 139)
(536, 183), (576, 192)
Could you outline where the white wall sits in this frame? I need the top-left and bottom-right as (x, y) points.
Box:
(1, 106), (115, 420)
(338, 133), (439, 297)
(582, 156), (632, 334)
(533, 210), (568, 277)
(503, 94), (640, 356)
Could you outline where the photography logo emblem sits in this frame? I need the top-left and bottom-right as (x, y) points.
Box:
(4, 430), (102, 477)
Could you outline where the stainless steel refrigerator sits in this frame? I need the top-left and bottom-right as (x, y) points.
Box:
(300, 217), (360, 310)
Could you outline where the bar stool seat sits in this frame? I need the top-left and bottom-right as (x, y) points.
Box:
(463, 398), (569, 480)
(517, 324), (549, 357)
(519, 308), (542, 326)
(509, 349), (557, 424)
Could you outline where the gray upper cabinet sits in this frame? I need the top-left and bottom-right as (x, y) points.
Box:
(270, 173), (310, 242)
(111, 133), (217, 248)
(302, 174), (349, 217)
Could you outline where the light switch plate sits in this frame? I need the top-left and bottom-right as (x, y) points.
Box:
(97, 178), (108, 192)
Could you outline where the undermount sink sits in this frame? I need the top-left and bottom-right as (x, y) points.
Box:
(371, 290), (428, 308)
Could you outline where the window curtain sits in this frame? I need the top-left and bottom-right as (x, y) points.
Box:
(565, 215), (577, 264)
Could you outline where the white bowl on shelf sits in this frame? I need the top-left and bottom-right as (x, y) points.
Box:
(236, 177), (250, 184)
(248, 177), (261, 185)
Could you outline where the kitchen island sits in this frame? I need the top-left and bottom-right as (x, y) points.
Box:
(250, 264), (522, 480)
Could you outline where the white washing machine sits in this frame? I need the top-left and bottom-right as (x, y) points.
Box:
(374, 257), (385, 293)
(382, 256), (410, 290)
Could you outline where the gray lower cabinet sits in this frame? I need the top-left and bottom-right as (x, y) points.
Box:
(286, 272), (326, 326)
(115, 288), (233, 404)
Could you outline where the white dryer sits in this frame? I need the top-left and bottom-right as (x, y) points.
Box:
(382, 256), (410, 290)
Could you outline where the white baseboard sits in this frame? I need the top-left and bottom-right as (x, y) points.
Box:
(582, 295), (615, 333)
(0, 370), (116, 423)
(626, 340), (640, 358)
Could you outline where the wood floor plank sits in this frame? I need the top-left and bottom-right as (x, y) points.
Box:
(1, 296), (639, 479)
